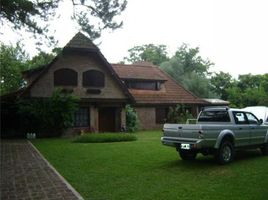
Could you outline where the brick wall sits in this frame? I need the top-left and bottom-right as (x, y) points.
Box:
(134, 107), (163, 130)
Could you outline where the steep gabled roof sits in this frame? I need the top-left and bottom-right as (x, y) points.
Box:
(112, 63), (207, 105)
(21, 32), (134, 102)
(64, 32), (98, 51)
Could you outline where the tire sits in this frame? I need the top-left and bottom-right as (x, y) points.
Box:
(179, 149), (197, 160)
(215, 140), (234, 165)
(260, 143), (268, 155)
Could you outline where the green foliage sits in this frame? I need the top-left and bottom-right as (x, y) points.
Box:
(18, 89), (79, 136)
(160, 44), (214, 97)
(27, 48), (61, 69)
(225, 74), (268, 107)
(0, 42), (29, 95)
(0, 43), (61, 95)
(1, 0), (127, 47)
(73, 133), (137, 143)
(210, 71), (234, 99)
(124, 44), (169, 65)
(167, 104), (193, 123)
(126, 105), (139, 132)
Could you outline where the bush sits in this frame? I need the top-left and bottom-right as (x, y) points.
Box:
(167, 104), (193, 123)
(73, 133), (137, 143)
(126, 105), (139, 132)
(18, 88), (79, 137)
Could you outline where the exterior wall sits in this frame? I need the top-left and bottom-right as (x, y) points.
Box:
(135, 104), (201, 131)
(134, 107), (163, 130)
(30, 53), (127, 100)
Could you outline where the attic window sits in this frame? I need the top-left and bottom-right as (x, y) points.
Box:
(54, 68), (78, 86)
(83, 70), (105, 87)
(126, 80), (161, 90)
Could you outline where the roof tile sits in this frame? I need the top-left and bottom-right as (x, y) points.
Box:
(112, 64), (206, 105)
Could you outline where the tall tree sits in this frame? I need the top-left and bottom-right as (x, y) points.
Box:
(160, 44), (214, 97)
(225, 74), (268, 107)
(0, 0), (127, 47)
(210, 71), (234, 100)
(0, 43), (29, 95)
(0, 43), (59, 95)
(124, 44), (169, 65)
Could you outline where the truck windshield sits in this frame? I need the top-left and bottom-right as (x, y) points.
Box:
(198, 110), (230, 122)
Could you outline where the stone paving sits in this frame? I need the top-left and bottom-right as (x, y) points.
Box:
(1, 140), (83, 200)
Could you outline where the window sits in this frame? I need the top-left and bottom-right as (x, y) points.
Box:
(126, 81), (161, 90)
(54, 68), (77, 86)
(246, 113), (259, 124)
(198, 111), (230, 122)
(233, 112), (247, 124)
(74, 107), (89, 127)
(156, 107), (168, 124)
(83, 70), (105, 87)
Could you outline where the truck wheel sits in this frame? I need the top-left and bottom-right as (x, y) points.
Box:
(260, 143), (268, 155)
(179, 150), (197, 160)
(216, 140), (234, 165)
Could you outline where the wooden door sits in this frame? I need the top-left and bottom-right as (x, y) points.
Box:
(98, 107), (116, 132)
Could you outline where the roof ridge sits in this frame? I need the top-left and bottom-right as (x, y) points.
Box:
(112, 63), (158, 68)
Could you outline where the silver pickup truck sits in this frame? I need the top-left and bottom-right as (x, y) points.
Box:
(161, 107), (268, 164)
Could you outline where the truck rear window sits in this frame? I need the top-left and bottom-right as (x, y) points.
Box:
(198, 110), (230, 122)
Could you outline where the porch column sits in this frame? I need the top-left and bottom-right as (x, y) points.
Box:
(90, 105), (99, 132)
(121, 107), (126, 131)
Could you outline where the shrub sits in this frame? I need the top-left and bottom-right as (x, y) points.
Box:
(73, 133), (137, 143)
(167, 104), (193, 123)
(18, 88), (79, 137)
(126, 105), (139, 132)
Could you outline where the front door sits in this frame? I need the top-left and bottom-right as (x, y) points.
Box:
(99, 107), (116, 132)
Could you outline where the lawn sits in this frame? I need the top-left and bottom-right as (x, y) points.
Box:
(32, 131), (268, 200)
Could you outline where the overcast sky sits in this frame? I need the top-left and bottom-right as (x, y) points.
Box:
(2, 0), (268, 77)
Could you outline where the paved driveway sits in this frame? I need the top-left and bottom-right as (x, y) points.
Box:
(1, 140), (83, 200)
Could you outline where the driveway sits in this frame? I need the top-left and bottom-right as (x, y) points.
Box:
(1, 140), (83, 200)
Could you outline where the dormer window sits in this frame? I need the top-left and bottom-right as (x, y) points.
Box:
(83, 70), (105, 87)
(54, 68), (78, 86)
(125, 80), (162, 90)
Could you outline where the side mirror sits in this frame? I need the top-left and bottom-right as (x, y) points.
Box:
(258, 119), (263, 125)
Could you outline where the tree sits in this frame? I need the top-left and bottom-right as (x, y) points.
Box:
(160, 44), (214, 97)
(210, 71), (234, 100)
(124, 44), (169, 65)
(0, 42), (29, 95)
(0, 42), (60, 95)
(225, 74), (268, 107)
(27, 47), (61, 68)
(1, 0), (127, 47)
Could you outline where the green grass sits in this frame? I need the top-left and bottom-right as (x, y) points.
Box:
(32, 131), (268, 200)
(73, 133), (137, 143)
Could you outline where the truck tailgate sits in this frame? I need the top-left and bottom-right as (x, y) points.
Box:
(163, 123), (202, 139)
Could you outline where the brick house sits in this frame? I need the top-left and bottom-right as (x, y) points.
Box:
(11, 32), (212, 133)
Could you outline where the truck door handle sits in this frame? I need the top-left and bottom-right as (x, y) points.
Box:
(178, 127), (182, 129)
(239, 128), (242, 130)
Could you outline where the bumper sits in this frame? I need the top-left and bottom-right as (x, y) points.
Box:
(161, 136), (205, 149)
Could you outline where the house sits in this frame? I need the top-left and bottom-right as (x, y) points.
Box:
(112, 62), (207, 129)
(3, 32), (217, 135)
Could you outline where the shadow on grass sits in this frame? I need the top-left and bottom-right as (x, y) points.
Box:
(161, 149), (264, 170)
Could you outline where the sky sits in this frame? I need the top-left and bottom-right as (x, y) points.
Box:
(1, 0), (268, 77)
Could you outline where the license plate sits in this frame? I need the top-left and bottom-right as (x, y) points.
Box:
(181, 143), (190, 150)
